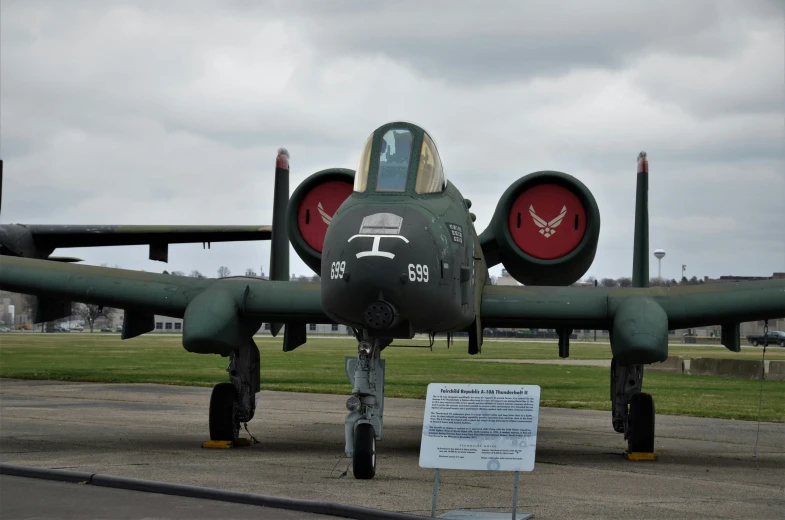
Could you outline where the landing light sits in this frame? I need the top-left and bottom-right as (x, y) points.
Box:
(358, 341), (373, 356)
(346, 396), (362, 412)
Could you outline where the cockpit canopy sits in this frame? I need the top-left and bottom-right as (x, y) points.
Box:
(353, 123), (446, 195)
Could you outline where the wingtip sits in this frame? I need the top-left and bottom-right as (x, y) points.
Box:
(637, 151), (648, 173)
(276, 148), (290, 170)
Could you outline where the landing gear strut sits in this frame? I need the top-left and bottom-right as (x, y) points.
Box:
(209, 341), (260, 443)
(611, 358), (655, 453)
(344, 336), (387, 479)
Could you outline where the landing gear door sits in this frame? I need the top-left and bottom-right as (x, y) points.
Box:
(345, 357), (358, 386)
(440, 222), (465, 287)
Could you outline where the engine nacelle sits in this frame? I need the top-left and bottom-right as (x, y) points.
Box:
(287, 168), (355, 274)
(479, 171), (600, 286)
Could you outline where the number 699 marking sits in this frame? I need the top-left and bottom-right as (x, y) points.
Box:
(330, 261), (346, 279)
(408, 264), (429, 282)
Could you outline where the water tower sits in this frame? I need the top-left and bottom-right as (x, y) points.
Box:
(653, 249), (666, 280)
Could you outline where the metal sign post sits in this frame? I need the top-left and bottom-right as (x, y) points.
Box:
(430, 468), (529, 519)
(420, 383), (540, 519)
(432, 468), (440, 517)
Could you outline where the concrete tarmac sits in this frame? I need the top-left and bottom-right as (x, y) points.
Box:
(1, 379), (783, 519)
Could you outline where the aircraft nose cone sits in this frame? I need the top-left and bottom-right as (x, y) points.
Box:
(363, 301), (395, 330)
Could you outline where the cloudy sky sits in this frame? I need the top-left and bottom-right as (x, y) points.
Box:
(1, 0), (783, 282)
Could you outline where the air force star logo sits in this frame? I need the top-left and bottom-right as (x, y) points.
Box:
(530, 205), (566, 238)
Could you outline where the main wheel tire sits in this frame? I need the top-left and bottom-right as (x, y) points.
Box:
(752, 340), (759, 347)
(353, 423), (377, 479)
(627, 392), (655, 453)
(209, 382), (239, 442)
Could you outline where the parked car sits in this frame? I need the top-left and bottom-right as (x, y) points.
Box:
(100, 327), (112, 332)
(0, 327), (11, 332)
(746, 331), (785, 347)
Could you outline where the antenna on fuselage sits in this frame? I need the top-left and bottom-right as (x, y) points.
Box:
(631, 151), (649, 288)
(269, 148), (291, 337)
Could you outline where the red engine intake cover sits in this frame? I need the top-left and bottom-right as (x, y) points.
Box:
(297, 180), (353, 253)
(508, 184), (587, 260)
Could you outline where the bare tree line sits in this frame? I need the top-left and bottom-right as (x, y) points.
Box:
(582, 275), (705, 287)
(166, 267), (320, 282)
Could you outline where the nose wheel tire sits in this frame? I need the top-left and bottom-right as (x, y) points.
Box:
(209, 382), (239, 443)
(627, 392), (655, 453)
(353, 423), (377, 479)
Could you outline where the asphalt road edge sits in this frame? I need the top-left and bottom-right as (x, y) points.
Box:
(0, 463), (427, 520)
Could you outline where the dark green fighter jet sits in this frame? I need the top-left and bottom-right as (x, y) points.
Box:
(0, 159), (272, 264)
(0, 157), (275, 322)
(1, 122), (783, 480)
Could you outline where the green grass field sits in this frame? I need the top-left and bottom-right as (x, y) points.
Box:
(1, 334), (783, 422)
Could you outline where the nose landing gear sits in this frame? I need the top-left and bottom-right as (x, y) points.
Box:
(344, 337), (387, 479)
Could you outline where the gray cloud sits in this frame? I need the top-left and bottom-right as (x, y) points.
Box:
(277, 1), (775, 85)
(0, 0), (782, 280)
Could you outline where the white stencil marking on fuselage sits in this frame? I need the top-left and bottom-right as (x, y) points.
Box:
(348, 213), (409, 259)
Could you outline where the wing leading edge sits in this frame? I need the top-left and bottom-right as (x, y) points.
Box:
(481, 282), (785, 363)
(0, 256), (327, 354)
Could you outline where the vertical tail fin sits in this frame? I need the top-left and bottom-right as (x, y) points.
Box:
(269, 148), (290, 337)
(631, 151), (649, 288)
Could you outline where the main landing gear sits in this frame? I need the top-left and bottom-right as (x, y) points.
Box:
(611, 358), (655, 454)
(209, 341), (260, 444)
(344, 336), (387, 479)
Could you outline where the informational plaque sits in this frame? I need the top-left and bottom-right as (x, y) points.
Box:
(419, 383), (541, 472)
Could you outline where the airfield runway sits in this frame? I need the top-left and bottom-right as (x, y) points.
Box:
(0, 380), (783, 519)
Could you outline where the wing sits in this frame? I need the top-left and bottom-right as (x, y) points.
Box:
(24, 224), (271, 248)
(482, 282), (785, 329)
(481, 282), (785, 363)
(0, 256), (327, 353)
(12, 224), (271, 262)
(528, 206), (548, 228)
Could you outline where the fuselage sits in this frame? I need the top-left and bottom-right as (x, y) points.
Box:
(320, 122), (486, 338)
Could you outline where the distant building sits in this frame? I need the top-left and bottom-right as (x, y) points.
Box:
(704, 272), (785, 283)
(262, 323), (352, 335)
(496, 269), (519, 286)
(0, 298), (13, 326)
(111, 310), (350, 336)
(572, 281), (596, 288)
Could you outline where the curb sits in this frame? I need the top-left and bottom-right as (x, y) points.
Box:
(0, 463), (94, 483)
(1, 463), (426, 520)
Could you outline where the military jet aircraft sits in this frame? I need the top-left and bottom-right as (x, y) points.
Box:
(1, 122), (783, 480)
(0, 156), (283, 323)
(0, 158), (273, 264)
